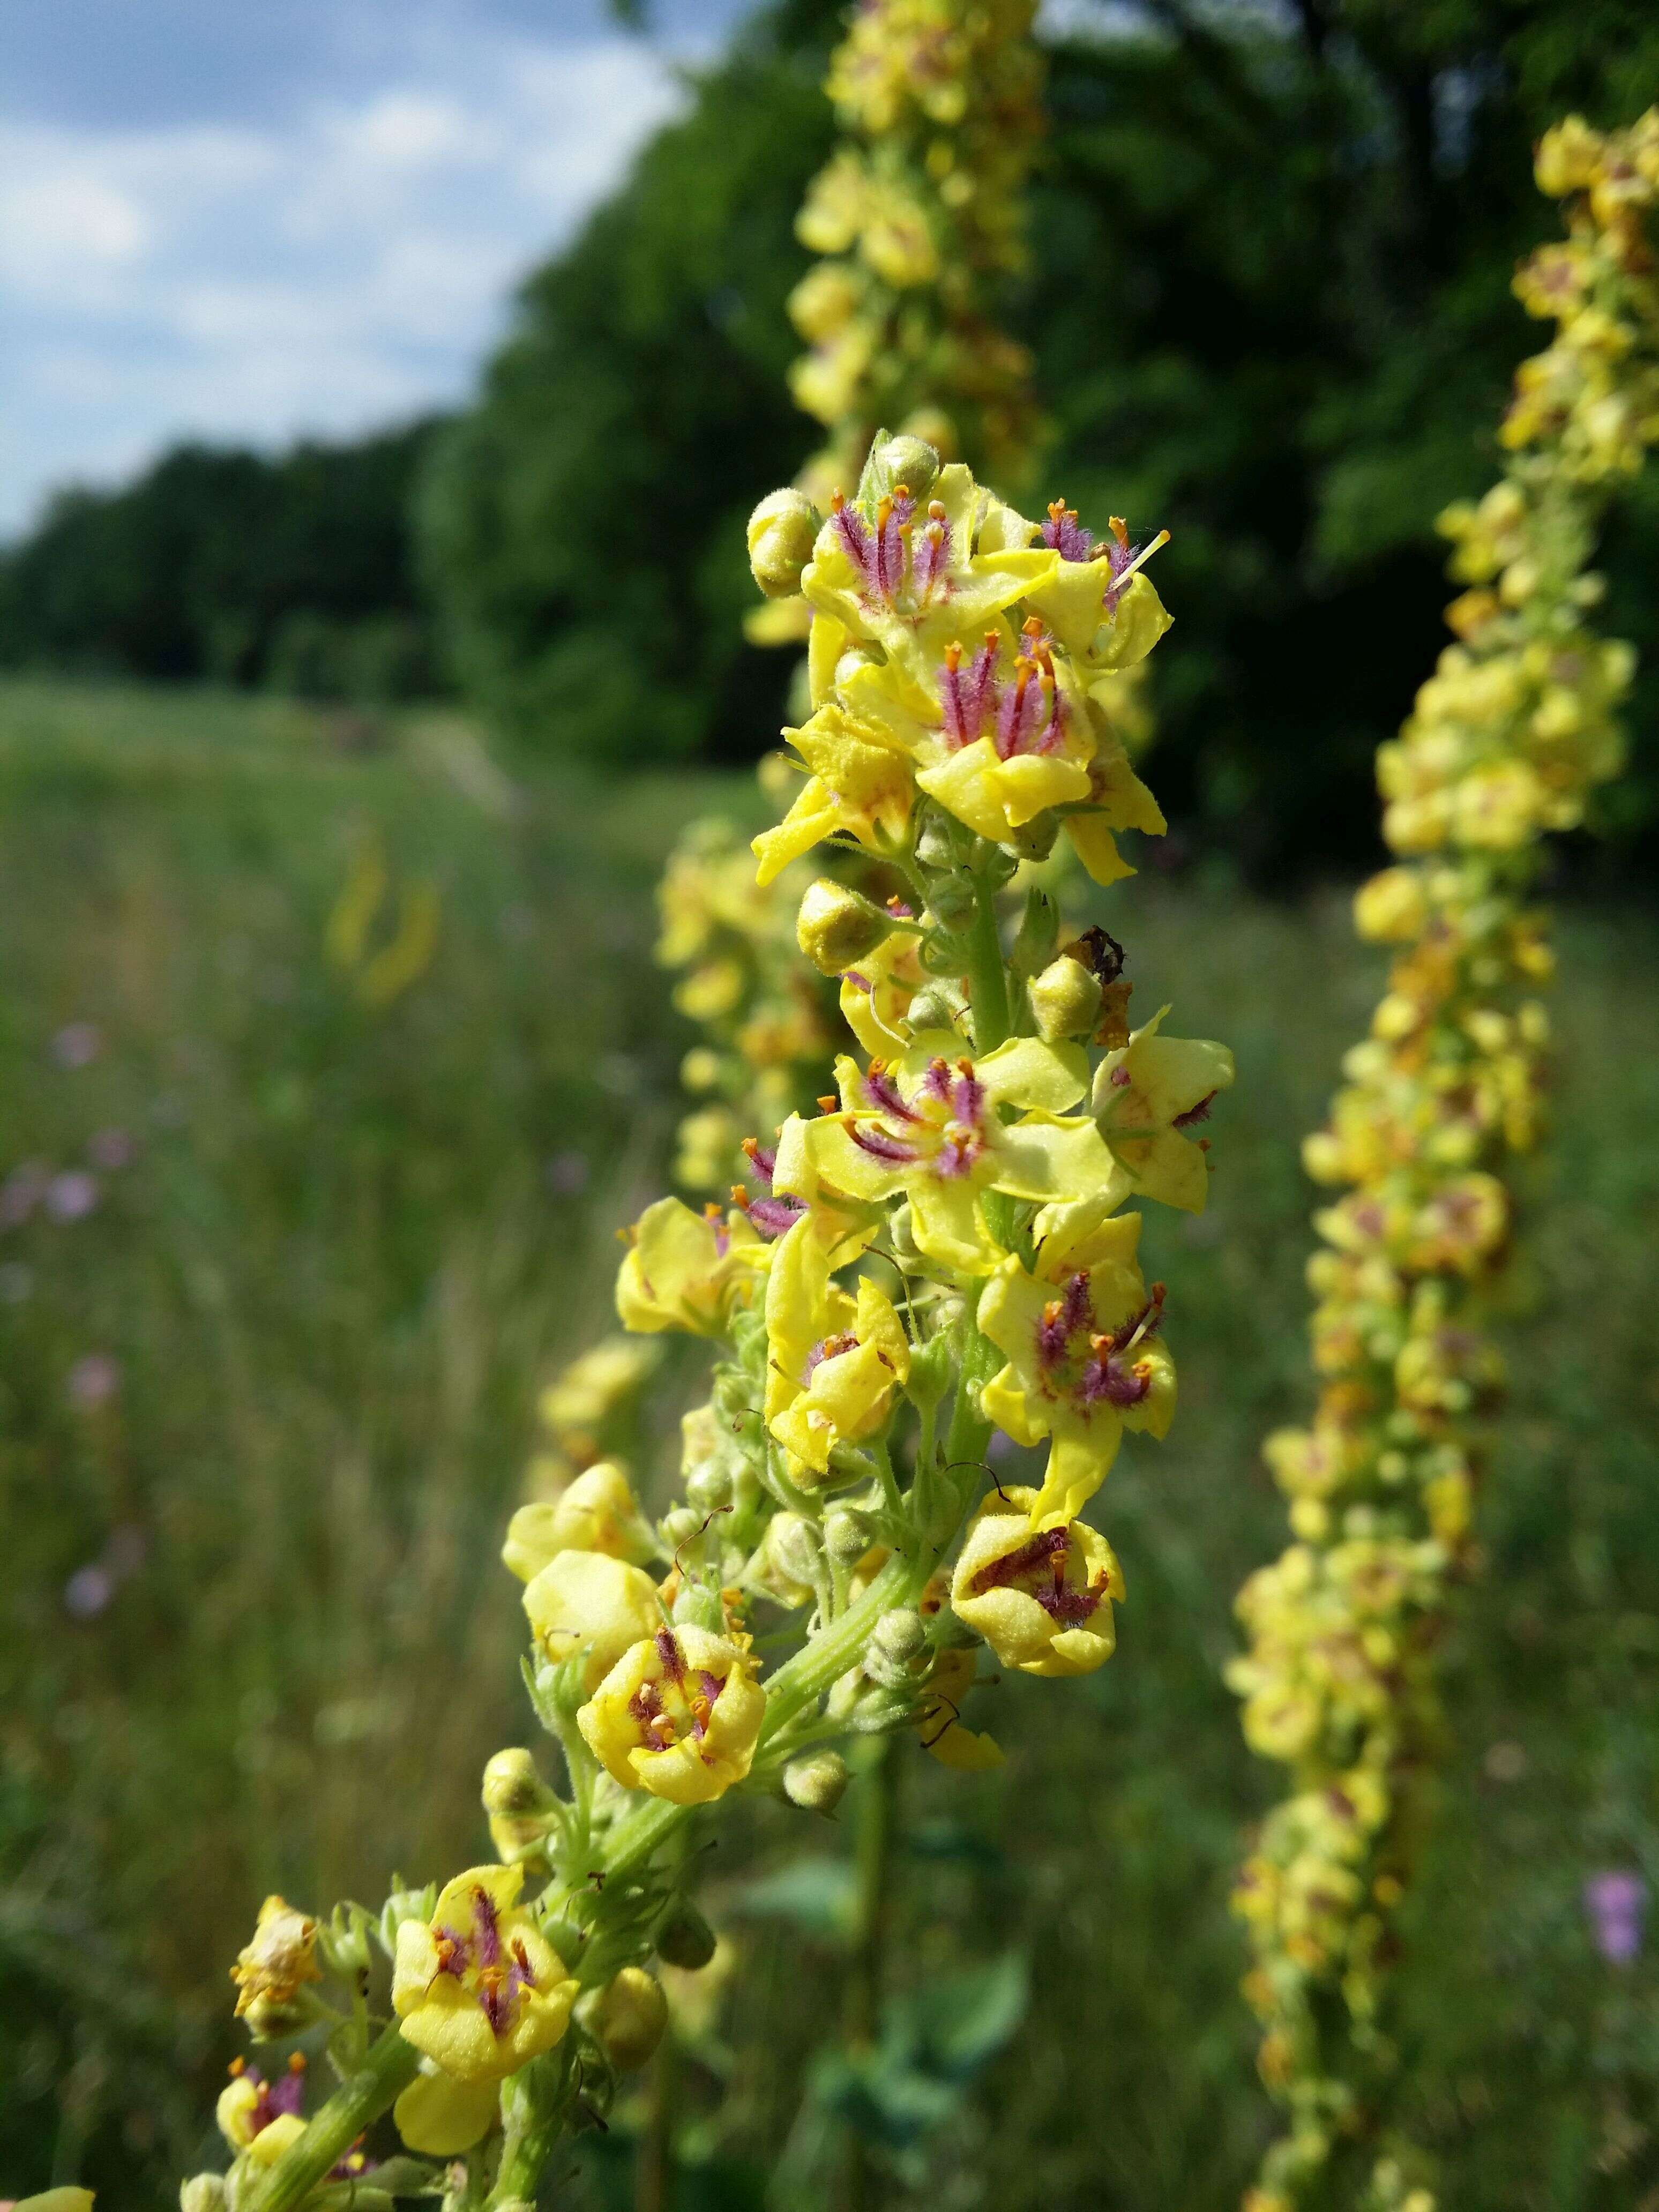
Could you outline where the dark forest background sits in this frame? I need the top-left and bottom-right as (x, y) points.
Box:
(5, 0), (1659, 878)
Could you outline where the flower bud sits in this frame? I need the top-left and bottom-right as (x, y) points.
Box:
(1029, 954), (1102, 1043)
(824, 1506), (875, 1565)
(783, 1748), (850, 1813)
(661, 1506), (703, 1549)
(748, 489), (821, 600)
(796, 878), (893, 975)
(865, 1606), (928, 1687)
(182, 2179), (226, 2212)
(656, 1900), (718, 1970)
(927, 879), (976, 931)
(765, 1509), (822, 1590)
(861, 432), (941, 505)
(902, 1329), (953, 1414)
(684, 1460), (733, 1514)
(906, 985), (960, 1033)
(582, 1967), (669, 2072)
(482, 1746), (555, 1819)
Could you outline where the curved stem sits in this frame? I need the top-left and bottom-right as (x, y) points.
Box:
(246, 2022), (420, 2212)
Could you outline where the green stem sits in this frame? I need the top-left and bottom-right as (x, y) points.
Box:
(965, 871), (1011, 1052)
(485, 2046), (575, 2208)
(246, 2023), (420, 2212)
(843, 1739), (900, 2212)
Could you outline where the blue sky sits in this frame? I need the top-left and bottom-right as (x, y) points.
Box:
(0, 0), (750, 535)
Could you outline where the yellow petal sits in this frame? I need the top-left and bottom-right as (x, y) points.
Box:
(394, 2069), (500, 2156)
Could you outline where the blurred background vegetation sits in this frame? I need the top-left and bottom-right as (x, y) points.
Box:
(2, 0), (1658, 2206)
(0, 678), (1653, 2207)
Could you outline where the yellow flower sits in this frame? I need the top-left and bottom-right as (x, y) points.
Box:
(916, 1643), (1003, 1769)
(800, 464), (1056, 692)
(803, 1034), (1116, 1274)
(951, 1483), (1123, 1675)
(215, 2056), (311, 2156)
(977, 1199), (1175, 1527)
(502, 1462), (653, 1581)
(616, 1197), (765, 1335)
(973, 1194), (1185, 1540)
(1091, 1006), (1235, 1212)
(521, 1550), (663, 1691)
(578, 1625), (766, 1804)
(229, 1893), (320, 2034)
(752, 700), (916, 885)
(763, 1215), (909, 1478)
(393, 1864), (576, 2080)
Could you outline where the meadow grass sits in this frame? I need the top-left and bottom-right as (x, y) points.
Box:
(0, 678), (1653, 2209)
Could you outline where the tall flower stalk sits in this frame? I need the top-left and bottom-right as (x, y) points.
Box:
(1229, 112), (1659, 2212)
(789, 0), (1043, 501)
(667, 0), (1057, 1206)
(163, 431), (1228, 2208)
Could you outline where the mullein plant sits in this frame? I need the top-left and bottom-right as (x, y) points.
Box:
(662, 0), (1060, 1203)
(1229, 112), (1659, 2212)
(151, 431), (1229, 2209)
(749, 0), (1044, 663)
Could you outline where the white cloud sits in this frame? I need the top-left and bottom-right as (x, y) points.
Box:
(0, 27), (686, 533)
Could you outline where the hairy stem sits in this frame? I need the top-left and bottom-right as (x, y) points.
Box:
(246, 2022), (421, 2212)
(966, 871), (1011, 1052)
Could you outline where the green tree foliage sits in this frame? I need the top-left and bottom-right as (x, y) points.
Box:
(424, 0), (1659, 874)
(416, 2), (841, 765)
(1031, 0), (1659, 876)
(0, 421), (446, 699)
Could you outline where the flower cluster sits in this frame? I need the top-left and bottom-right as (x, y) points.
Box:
(655, 810), (847, 1191)
(793, 0), (1041, 485)
(748, 0), (1043, 657)
(174, 434), (1228, 2209)
(1229, 112), (1659, 2212)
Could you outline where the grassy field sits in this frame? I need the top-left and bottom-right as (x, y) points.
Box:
(0, 677), (1655, 2209)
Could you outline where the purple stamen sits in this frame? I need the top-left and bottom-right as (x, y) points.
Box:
(1172, 1092), (1215, 1132)
(850, 1124), (920, 1165)
(748, 1194), (806, 1237)
(1103, 532), (1141, 615)
(1079, 1355), (1151, 1409)
(948, 1067), (984, 1125)
(910, 501), (951, 597)
(863, 1065), (920, 1120)
(1042, 503), (1095, 562)
(269, 2069), (306, 2120)
(933, 1133), (978, 1179)
(1035, 1578), (1107, 1625)
(655, 1627), (685, 1683)
(472, 1886), (502, 1969)
(832, 500), (874, 587)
